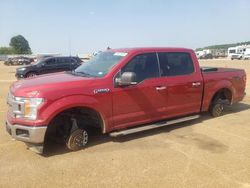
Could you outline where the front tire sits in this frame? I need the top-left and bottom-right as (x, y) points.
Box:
(26, 72), (37, 78)
(66, 128), (89, 151)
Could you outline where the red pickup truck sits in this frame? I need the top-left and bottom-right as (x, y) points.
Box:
(5, 48), (246, 153)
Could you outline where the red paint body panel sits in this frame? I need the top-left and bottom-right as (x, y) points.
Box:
(7, 48), (246, 134)
(202, 68), (246, 111)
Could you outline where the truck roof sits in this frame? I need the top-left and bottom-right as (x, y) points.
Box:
(109, 47), (193, 53)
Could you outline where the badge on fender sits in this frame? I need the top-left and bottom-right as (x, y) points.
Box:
(93, 88), (110, 94)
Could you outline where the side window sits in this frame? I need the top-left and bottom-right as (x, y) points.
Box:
(45, 58), (56, 65)
(121, 53), (160, 82)
(158, 52), (194, 76)
(70, 57), (77, 63)
(58, 58), (69, 64)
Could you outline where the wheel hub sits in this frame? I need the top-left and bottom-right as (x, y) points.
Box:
(67, 129), (88, 151)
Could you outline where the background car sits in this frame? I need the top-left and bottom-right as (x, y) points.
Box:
(230, 54), (243, 60)
(199, 53), (213, 59)
(15, 56), (82, 79)
(4, 58), (14, 66)
(17, 56), (33, 65)
(4, 56), (33, 66)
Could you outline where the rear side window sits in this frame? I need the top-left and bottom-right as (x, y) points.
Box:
(158, 52), (194, 76)
(58, 57), (70, 64)
(70, 57), (79, 63)
(122, 53), (160, 82)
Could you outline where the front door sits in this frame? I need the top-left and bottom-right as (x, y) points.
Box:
(112, 53), (169, 129)
(41, 58), (57, 74)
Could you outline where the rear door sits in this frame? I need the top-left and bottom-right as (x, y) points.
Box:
(158, 52), (203, 117)
(112, 53), (168, 129)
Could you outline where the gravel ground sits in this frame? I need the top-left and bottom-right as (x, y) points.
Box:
(0, 59), (250, 188)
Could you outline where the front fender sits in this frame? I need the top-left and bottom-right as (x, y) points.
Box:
(37, 95), (112, 132)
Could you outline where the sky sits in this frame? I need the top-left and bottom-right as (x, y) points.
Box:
(0, 0), (250, 55)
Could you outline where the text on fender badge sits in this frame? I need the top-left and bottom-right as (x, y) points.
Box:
(93, 88), (110, 94)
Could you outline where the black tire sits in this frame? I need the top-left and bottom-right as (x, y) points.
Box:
(209, 98), (224, 117)
(66, 128), (89, 151)
(26, 72), (37, 78)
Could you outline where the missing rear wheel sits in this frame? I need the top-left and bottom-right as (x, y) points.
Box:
(209, 99), (224, 117)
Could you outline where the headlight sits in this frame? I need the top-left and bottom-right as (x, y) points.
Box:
(15, 97), (44, 120)
(18, 67), (26, 71)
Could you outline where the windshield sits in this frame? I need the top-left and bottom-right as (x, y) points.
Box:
(74, 51), (128, 77)
(229, 49), (236, 54)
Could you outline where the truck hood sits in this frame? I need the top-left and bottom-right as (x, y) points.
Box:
(11, 72), (98, 98)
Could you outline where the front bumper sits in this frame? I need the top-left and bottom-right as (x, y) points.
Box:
(5, 120), (47, 144)
(15, 72), (25, 79)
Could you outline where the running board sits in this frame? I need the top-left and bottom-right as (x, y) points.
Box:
(109, 115), (200, 137)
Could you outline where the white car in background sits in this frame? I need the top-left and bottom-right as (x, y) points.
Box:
(228, 46), (244, 60)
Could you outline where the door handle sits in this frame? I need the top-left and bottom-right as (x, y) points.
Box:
(192, 82), (201, 87)
(156, 86), (167, 91)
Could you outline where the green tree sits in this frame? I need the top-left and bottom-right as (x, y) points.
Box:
(9, 35), (32, 54)
(0, 47), (14, 54)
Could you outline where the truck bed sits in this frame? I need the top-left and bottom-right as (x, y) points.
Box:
(201, 67), (242, 73)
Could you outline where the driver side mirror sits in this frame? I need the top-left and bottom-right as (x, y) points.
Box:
(116, 72), (137, 86)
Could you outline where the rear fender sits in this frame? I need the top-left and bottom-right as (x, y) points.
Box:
(202, 80), (235, 111)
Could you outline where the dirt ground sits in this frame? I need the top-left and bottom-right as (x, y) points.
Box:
(0, 59), (250, 188)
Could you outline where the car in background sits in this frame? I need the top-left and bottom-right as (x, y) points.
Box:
(17, 56), (33, 65)
(15, 56), (82, 79)
(230, 54), (243, 60)
(228, 46), (244, 60)
(4, 56), (33, 66)
(4, 58), (13, 66)
(199, 53), (213, 59)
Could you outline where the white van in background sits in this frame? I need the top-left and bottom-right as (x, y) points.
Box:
(195, 50), (205, 59)
(228, 46), (244, 60)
